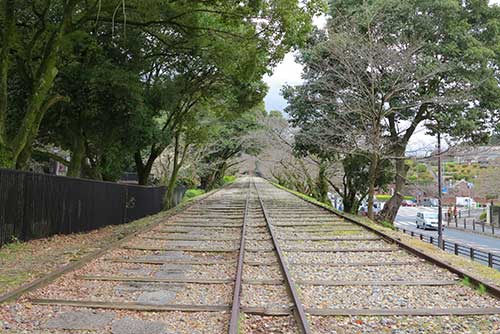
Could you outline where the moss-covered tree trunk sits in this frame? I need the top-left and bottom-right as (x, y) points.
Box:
(67, 133), (86, 177)
(316, 159), (329, 203)
(0, 0), (15, 168)
(164, 134), (189, 209)
(377, 145), (409, 223)
(366, 152), (379, 220)
(0, 1), (76, 169)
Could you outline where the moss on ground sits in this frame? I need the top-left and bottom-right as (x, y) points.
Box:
(183, 188), (206, 202)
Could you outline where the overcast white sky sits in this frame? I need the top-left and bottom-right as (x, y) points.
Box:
(263, 2), (500, 154)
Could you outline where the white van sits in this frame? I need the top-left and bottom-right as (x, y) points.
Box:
(416, 212), (439, 230)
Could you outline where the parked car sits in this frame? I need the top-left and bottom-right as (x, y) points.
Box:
(416, 212), (439, 230)
(421, 198), (438, 207)
(402, 199), (416, 207)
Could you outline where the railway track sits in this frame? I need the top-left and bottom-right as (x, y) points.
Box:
(1, 177), (500, 333)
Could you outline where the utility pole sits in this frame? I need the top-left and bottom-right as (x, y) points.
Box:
(437, 129), (443, 249)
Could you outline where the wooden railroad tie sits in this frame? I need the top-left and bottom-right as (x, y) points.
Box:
(105, 258), (237, 265)
(278, 236), (381, 241)
(30, 301), (500, 316)
(77, 275), (284, 285)
(281, 247), (397, 253)
(272, 223), (355, 227)
(122, 245), (239, 252)
(295, 279), (459, 286)
(305, 307), (500, 316)
(287, 260), (423, 267)
(139, 236), (240, 241)
(162, 224), (243, 228)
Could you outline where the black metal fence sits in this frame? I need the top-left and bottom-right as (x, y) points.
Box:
(0, 168), (180, 247)
(397, 227), (500, 270)
(445, 217), (498, 236)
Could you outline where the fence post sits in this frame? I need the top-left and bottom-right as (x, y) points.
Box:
(464, 218), (466, 229)
(454, 243), (458, 255)
(472, 219), (475, 231)
(470, 248), (474, 261)
(482, 223), (485, 233)
(430, 236), (433, 245)
(441, 240), (446, 250)
(492, 224), (495, 235)
(488, 253), (493, 268)
(420, 234), (423, 240)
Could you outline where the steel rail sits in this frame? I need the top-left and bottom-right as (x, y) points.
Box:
(228, 179), (251, 334)
(267, 178), (500, 299)
(253, 179), (313, 334)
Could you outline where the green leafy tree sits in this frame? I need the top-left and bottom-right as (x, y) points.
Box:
(0, 1), (102, 168)
(199, 106), (263, 190)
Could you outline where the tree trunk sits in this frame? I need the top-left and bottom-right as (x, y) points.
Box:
(15, 145), (32, 170)
(67, 134), (85, 177)
(0, 0), (15, 148)
(3, 3), (75, 168)
(366, 153), (379, 220)
(135, 145), (164, 185)
(316, 160), (329, 203)
(377, 154), (409, 223)
(164, 134), (188, 209)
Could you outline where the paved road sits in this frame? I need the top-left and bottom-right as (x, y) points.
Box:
(396, 206), (500, 255)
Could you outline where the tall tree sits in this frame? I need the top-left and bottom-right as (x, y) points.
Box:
(0, 1), (101, 168)
(285, 12), (442, 219)
(329, 0), (500, 223)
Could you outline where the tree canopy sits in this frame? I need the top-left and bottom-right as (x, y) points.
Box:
(0, 0), (325, 207)
(282, 0), (500, 221)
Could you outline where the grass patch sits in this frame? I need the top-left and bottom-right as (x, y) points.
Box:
(223, 175), (237, 184)
(376, 194), (415, 201)
(461, 276), (472, 287)
(380, 221), (396, 230)
(460, 277), (487, 294)
(183, 188), (206, 201)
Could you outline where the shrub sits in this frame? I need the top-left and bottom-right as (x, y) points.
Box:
(479, 211), (487, 221)
(223, 175), (237, 184)
(183, 188), (205, 200)
(416, 163), (427, 173)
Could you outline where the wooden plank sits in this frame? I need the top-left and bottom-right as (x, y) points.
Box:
(122, 245), (239, 252)
(244, 261), (279, 266)
(154, 228), (239, 234)
(244, 279), (284, 285)
(281, 248), (397, 253)
(279, 228), (364, 233)
(241, 306), (292, 316)
(30, 299), (229, 312)
(288, 260), (422, 267)
(163, 224), (242, 228)
(245, 247), (275, 252)
(246, 237), (273, 241)
(305, 307), (500, 316)
(139, 236), (239, 241)
(105, 258), (236, 265)
(272, 223), (354, 227)
(279, 236), (381, 241)
(295, 279), (459, 286)
(78, 275), (234, 284)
